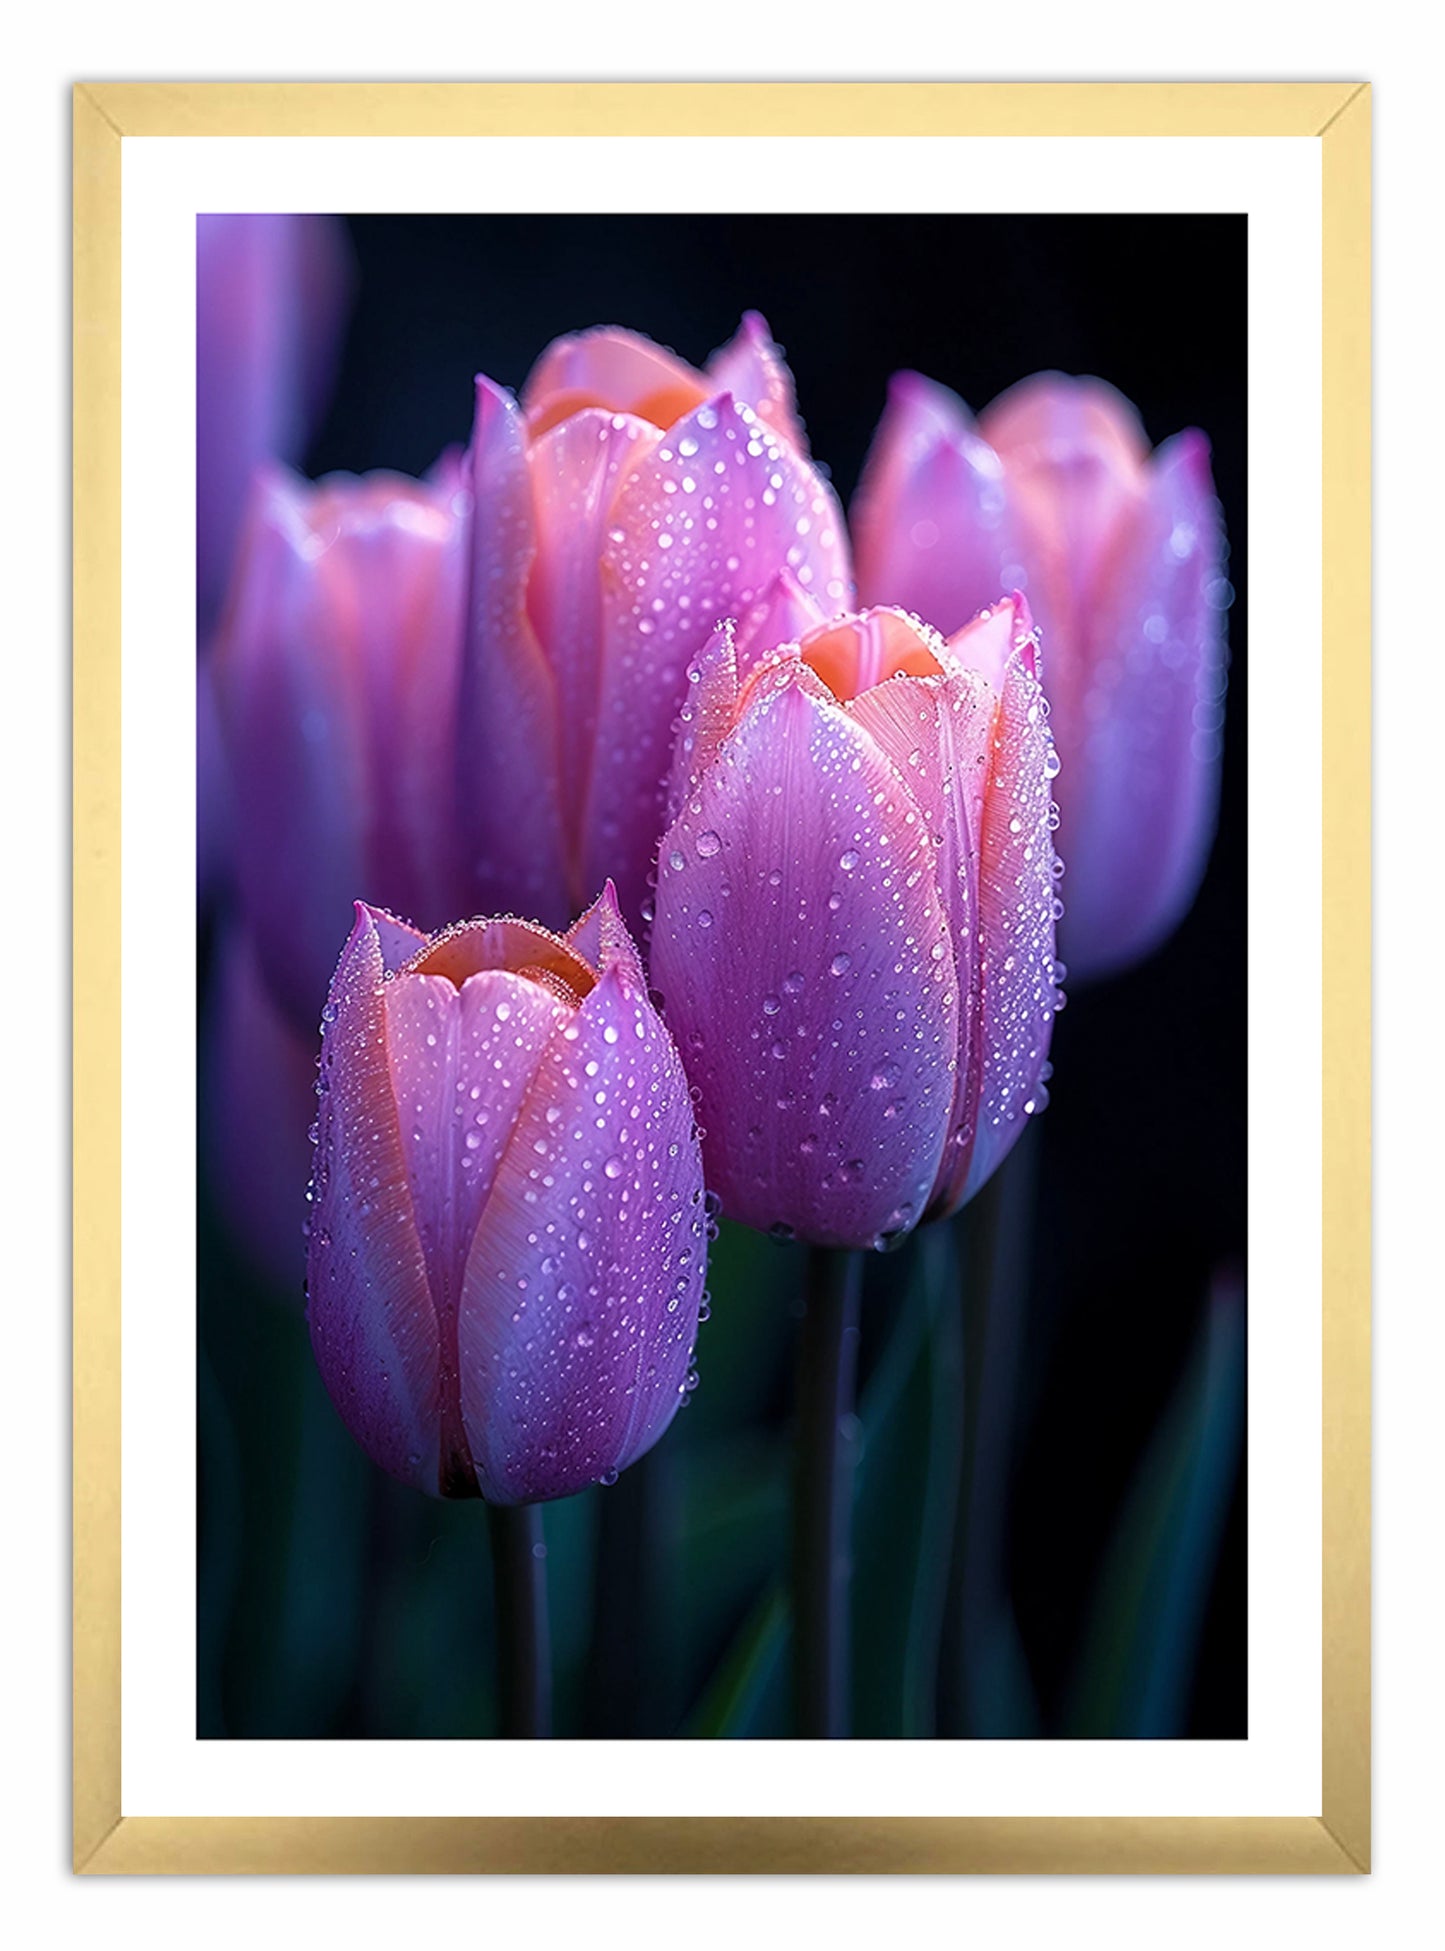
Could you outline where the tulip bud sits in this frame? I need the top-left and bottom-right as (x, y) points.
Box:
(853, 371), (1228, 981)
(458, 317), (853, 933)
(213, 458), (471, 1032)
(306, 886), (706, 1505)
(650, 596), (1061, 1249)
(197, 214), (352, 630)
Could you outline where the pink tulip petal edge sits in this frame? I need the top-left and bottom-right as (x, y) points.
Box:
(306, 884), (707, 1503)
(650, 593), (1063, 1248)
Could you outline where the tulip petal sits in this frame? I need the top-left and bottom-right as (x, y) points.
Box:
(706, 311), (808, 453)
(339, 461), (469, 932)
(213, 467), (371, 1030)
(853, 373), (1024, 635)
(664, 621), (740, 828)
(457, 961), (706, 1503)
(308, 905), (446, 1496)
(978, 372), (1150, 664)
(384, 970), (571, 1304)
(1056, 431), (1228, 978)
(981, 370), (1150, 480)
(197, 214), (352, 628)
(460, 378), (573, 927)
(524, 326), (710, 437)
(308, 461), (468, 934)
(372, 904), (435, 975)
(847, 663), (998, 1190)
(946, 591), (1041, 693)
(565, 880), (649, 997)
(213, 462), (469, 1029)
(650, 672), (956, 1247)
(733, 566), (832, 672)
(384, 965), (574, 1488)
(585, 393), (853, 924)
(949, 646), (1061, 1209)
(525, 409), (664, 872)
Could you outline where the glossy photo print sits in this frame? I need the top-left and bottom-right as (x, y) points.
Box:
(196, 212), (1245, 1741)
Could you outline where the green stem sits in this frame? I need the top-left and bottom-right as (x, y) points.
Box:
(792, 1245), (864, 1737)
(583, 1447), (674, 1736)
(937, 1126), (1040, 1737)
(487, 1502), (552, 1738)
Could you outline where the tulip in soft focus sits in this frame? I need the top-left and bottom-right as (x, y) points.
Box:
(213, 459), (471, 1033)
(306, 886), (706, 1504)
(649, 593), (1061, 1249)
(853, 371), (1228, 981)
(197, 213), (352, 629)
(459, 316), (853, 932)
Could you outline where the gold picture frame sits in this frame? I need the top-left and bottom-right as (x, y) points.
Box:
(73, 79), (1371, 1875)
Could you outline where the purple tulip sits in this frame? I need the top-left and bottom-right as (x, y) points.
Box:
(458, 317), (853, 932)
(853, 371), (1228, 980)
(306, 886), (706, 1504)
(650, 593), (1062, 1249)
(197, 214), (352, 630)
(212, 458), (471, 1033)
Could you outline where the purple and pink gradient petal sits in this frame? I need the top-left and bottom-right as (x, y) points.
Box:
(214, 461), (469, 1031)
(650, 666), (958, 1248)
(197, 214), (352, 629)
(307, 904), (444, 1497)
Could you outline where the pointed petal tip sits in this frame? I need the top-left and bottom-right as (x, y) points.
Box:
(566, 880), (647, 991)
(472, 372), (519, 422)
(886, 367), (931, 405)
(1006, 590), (1040, 678)
(1169, 425), (1215, 487)
(349, 901), (429, 976)
(885, 368), (973, 426)
(353, 897), (414, 931)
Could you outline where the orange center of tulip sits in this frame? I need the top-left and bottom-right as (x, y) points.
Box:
(527, 378), (712, 440)
(799, 611), (943, 701)
(404, 919), (596, 1007)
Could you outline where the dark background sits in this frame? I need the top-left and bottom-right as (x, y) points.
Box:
(201, 214), (1246, 1740)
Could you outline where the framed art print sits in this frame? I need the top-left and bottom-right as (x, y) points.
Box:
(72, 80), (1370, 1873)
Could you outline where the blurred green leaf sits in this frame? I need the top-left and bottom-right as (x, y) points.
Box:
(685, 1584), (789, 1737)
(1068, 1271), (1245, 1736)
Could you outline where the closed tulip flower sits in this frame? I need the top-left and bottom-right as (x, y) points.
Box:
(213, 458), (471, 1032)
(853, 371), (1228, 981)
(197, 213), (352, 630)
(650, 594), (1061, 1249)
(459, 316), (852, 932)
(307, 886), (706, 1505)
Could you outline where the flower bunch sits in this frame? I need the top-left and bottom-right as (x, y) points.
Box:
(204, 311), (1225, 1516)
